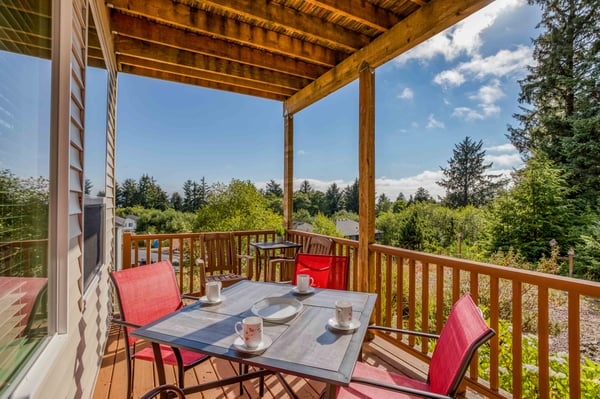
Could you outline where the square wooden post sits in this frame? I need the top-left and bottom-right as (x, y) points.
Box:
(358, 62), (375, 294)
(283, 111), (294, 231)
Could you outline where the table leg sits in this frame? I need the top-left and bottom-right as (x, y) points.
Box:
(324, 383), (337, 399)
(151, 343), (167, 399)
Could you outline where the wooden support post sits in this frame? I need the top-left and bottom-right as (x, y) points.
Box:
(283, 110), (294, 231)
(358, 62), (375, 294)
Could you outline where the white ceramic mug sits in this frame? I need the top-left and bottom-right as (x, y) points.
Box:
(297, 274), (315, 292)
(206, 281), (222, 302)
(335, 300), (353, 328)
(234, 316), (263, 348)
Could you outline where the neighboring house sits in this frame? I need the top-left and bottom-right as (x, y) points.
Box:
(292, 221), (313, 232)
(335, 218), (382, 241)
(122, 215), (138, 232)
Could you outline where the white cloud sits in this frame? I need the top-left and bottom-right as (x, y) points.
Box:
(452, 107), (484, 121)
(394, 0), (527, 65)
(426, 114), (445, 129)
(297, 150), (306, 155)
(398, 88), (414, 100)
(486, 153), (522, 167)
(433, 70), (466, 87)
(470, 80), (505, 104)
(486, 143), (516, 152)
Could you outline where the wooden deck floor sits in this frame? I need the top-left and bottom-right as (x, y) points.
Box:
(91, 322), (433, 399)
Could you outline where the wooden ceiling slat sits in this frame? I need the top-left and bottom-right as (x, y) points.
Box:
(120, 64), (288, 101)
(115, 37), (311, 91)
(198, 0), (370, 52)
(108, 0), (343, 67)
(118, 54), (296, 97)
(285, 0), (493, 114)
(111, 13), (328, 80)
(304, 0), (401, 32)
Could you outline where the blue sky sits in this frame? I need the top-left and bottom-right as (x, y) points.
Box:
(114, 0), (541, 200)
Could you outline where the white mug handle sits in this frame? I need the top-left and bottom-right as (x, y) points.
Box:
(309, 276), (315, 286)
(234, 321), (243, 339)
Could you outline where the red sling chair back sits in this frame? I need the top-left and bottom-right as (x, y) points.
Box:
(292, 253), (349, 290)
(110, 260), (209, 398)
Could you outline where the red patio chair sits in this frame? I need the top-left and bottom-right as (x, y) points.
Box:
(337, 293), (495, 399)
(266, 235), (333, 282)
(292, 253), (349, 290)
(110, 260), (210, 399)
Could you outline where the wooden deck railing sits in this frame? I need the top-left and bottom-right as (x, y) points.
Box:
(123, 230), (600, 398)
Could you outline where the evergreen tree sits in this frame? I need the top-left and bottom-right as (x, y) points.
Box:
(343, 178), (359, 213)
(485, 153), (577, 262)
(376, 193), (392, 215)
(411, 187), (433, 203)
(324, 183), (343, 216)
(137, 174), (169, 210)
(508, 0), (600, 208)
(170, 192), (183, 211)
(118, 178), (138, 208)
(264, 179), (283, 197)
(298, 180), (312, 194)
(84, 178), (93, 195)
(438, 137), (504, 208)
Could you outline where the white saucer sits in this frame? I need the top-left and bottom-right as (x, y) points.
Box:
(292, 286), (315, 295)
(198, 295), (225, 305)
(328, 318), (361, 332)
(233, 335), (272, 354)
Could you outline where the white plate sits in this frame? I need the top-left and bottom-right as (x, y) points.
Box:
(328, 318), (361, 332)
(292, 286), (315, 295)
(251, 297), (303, 322)
(198, 295), (225, 305)
(233, 335), (272, 354)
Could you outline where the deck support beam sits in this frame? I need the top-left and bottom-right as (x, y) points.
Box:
(283, 111), (294, 232)
(358, 62), (375, 294)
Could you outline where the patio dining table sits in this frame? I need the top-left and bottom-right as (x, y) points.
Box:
(131, 280), (377, 398)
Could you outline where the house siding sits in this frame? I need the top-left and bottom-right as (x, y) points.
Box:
(12, 1), (115, 398)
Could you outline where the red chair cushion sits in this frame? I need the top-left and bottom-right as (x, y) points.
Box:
(337, 361), (432, 399)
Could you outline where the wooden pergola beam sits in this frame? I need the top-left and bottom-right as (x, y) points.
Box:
(306, 0), (400, 32)
(115, 37), (311, 91)
(119, 65), (288, 101)
(117, 54), (296, 97)
(198, 0), (370, 52)
(108, 0), (344, 67)
(284, 0), (493, 115)
(110, 13), (328, 80)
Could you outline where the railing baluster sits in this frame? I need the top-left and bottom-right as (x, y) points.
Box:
(538, 287), (550, 398)
(568, 292), (581, 399)
(469, 272), (479, 380)
(375, 251), (382, 325)
(421, 262), (429, 354)
(435, 264), (444, 334)
(490, 276), (500, 392)
(385, 253), (392, 327)
(408, 258), (416, 347)
(513, 281), (523, 398)
(397, 256), (404, 332)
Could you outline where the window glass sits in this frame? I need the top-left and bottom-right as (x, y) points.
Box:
(83, 15), (108, 291)
(0, 0), (52, 396)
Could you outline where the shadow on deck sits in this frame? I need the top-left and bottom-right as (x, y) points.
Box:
(92, 322), (454, 399)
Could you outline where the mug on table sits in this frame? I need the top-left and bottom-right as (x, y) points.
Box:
(335, 300), (353, 327)
(235, 316), (263, 348)
(206, 281), (222, 302)
(296, 274), (314, 292)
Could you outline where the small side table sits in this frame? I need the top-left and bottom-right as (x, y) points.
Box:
(250, 240), (302, 281)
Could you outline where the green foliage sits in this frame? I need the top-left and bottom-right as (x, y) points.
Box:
(484, 153), (578, 262)
(479, 319), (600, 398)
(194, 179), (281, 231)
(575, 216), (600, 280)
(116, 175), (169, 210)
(311, 213), (343, 237)
(135, 208), (195, 234)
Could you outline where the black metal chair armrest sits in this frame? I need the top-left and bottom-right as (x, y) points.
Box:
(368, 325), (440, 340)
(182, 294), (200, 301)
(139, 384), (186, 399)
(111, 318), (141, 330)
(349, 377), (452, 399)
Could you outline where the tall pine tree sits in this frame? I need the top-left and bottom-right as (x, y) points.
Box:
(508, 0), (600, 208)
(437, 137), (504, 208)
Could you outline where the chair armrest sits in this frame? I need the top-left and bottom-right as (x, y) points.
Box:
(237, 254), (254, 279)
(349, 377), (452, 399)
(111, 318), (141, 330)
(139, 384), (185, 399)
(368, 325), (440, 340)
(182, 293), (200, 301)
